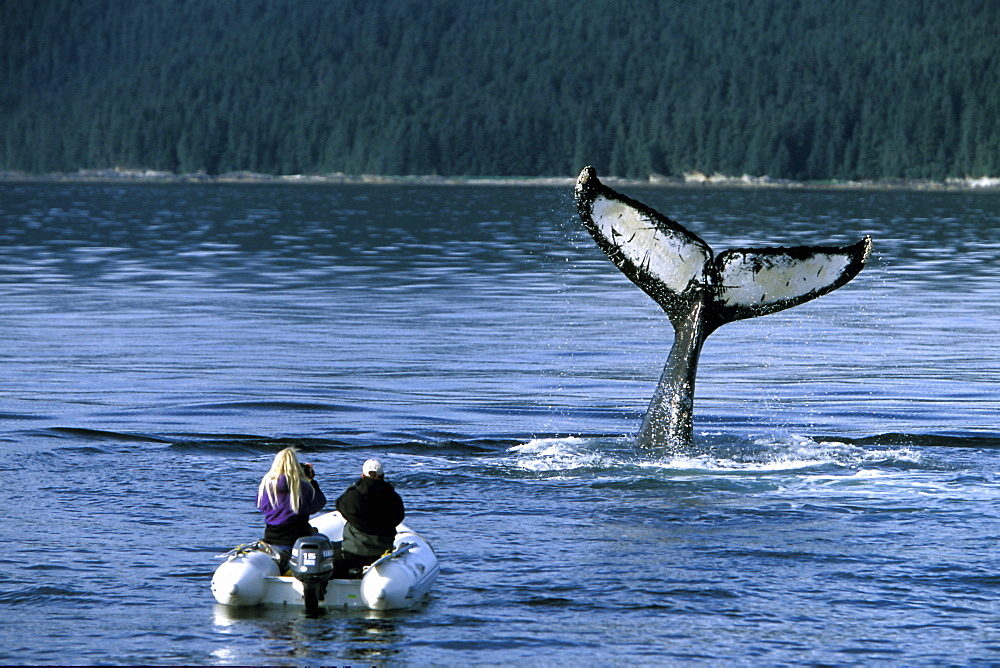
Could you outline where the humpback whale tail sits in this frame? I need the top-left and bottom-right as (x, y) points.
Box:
(574, 166), (871, 449)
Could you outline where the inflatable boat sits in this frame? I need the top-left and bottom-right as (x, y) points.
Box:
(211, 511), (439, 612)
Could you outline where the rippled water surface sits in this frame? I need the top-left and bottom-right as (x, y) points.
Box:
(1, 181), (998, 665)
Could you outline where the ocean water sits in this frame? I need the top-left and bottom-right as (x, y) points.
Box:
(1, 180), (998, 665)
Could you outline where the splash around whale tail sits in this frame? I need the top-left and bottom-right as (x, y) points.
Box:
(574, 166), (872, 449)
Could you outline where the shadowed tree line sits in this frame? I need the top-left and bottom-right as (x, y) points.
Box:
(2, 0), (997, 179)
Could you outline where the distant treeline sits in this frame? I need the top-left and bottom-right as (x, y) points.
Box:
(2, 0), (998, 180)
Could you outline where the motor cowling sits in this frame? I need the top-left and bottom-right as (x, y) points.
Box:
(290, 534), (337, 582)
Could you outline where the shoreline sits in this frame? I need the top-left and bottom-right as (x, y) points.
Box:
(1, 168), (998, 192)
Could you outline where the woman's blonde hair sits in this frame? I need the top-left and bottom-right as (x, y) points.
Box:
(257, 447), (311, 514)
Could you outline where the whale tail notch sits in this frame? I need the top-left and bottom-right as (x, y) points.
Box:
(574, 166), (872, 448)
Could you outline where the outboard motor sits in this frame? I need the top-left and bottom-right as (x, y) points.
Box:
(290, 534), (337, 615)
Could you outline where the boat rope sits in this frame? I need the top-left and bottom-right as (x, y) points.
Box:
(215, 540), (268, 559)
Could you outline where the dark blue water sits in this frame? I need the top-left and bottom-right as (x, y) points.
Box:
(1, 181), (998, 665)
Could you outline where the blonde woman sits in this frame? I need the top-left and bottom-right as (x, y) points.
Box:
(257, 448), (327, 561)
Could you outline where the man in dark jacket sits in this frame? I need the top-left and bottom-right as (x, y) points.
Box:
(334, 459), (405, 577)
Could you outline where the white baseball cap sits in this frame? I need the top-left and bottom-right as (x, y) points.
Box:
(362, 459), (384, 477)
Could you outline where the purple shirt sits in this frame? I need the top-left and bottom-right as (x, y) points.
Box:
(257, 474), (327, 526)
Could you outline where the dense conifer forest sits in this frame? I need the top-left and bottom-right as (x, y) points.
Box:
(2, 0), (998, 180)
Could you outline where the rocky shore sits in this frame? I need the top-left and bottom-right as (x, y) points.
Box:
(1, 168), (998, 191)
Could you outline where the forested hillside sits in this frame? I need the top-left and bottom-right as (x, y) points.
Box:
(2, 0), (998, 180)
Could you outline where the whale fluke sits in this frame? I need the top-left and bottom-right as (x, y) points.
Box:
(574, 166), (872, 449)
